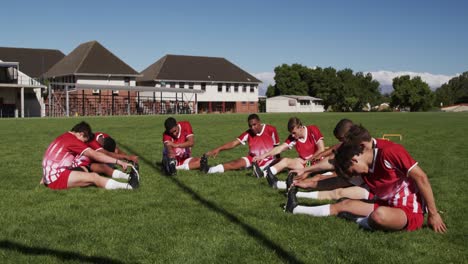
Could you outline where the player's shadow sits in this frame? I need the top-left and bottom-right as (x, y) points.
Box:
(0, 240), (126, 264)
(120, 143), (303, 264)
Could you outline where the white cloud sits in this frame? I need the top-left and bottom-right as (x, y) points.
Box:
(367, 71), (457, 94)
(253, 72), (275, 96)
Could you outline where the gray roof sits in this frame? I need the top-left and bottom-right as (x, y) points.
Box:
(138, 54), (261, 83)
(269, 95), (323, 101)
(0, 47), (65, 78)
(44, 41), (139, 78)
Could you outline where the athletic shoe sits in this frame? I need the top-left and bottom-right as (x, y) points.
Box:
(285, 186), (298, 213)
(252, 162), (264, 178)
(200, 154), (209, 173)
(128, 165), (140, 189)
(265, 167), (278, 189)
(286, 172), (297, 191)
(337, 211), (360, 222)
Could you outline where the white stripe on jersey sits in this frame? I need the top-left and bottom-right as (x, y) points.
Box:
(413, 193), (419, 213)
(402, 186), (409, 206)
(238, 134), (249, 145)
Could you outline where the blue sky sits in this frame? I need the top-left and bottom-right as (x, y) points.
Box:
(3, 0), (467, 93)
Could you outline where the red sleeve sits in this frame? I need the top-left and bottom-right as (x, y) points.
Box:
(68, 135), (90, 155)
(237, 130), (249, 144)
(163, 132), (172, 143)
(382, 144), (417, 177)
(285, 135), (294, 145)
(87, 139), (102, 150)
(309, 126), (324, 144)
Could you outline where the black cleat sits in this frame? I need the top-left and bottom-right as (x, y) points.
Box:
(265, 167), (278, 189)
(200, 154), (209, 173)
(128, 165), (140, 189)
(285, 186), (298, 213)
(252, 162), (264, 178)
(286, 172), (297, 191)
(337, 211), (360, 222)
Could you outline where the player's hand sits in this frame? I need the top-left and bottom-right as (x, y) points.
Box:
(206, 149), (219, 158)
(292, 179), (311, 189)
(290, 168), (305, 177)
(252, 155), (264, 162)
(117, 160), (129, 170)
(428, 212), (447, 233)
(128, 155), (139, 163)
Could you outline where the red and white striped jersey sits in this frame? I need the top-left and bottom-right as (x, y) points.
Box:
(285, 125), (323, 160)
(364, 143), (423, 213)
(42, 132), (90, 184)
(237, 124), (279, 158)
(163, 121), (193, 160)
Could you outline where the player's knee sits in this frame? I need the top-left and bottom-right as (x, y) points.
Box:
(370, 207), (387, 226)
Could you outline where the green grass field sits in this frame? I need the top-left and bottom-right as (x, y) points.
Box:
(0, 112), (467, 263)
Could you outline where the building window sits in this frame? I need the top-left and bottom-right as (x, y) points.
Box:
(179, 82), (185, 89)
(242, 85), (246, 92)
(189, 83), (194, 89)
(234, 84), (239, 92)
(250, 85), (255, 93)
(226, 84), (231, 92)
(201, 83), (206, 91)
(250, 102), (255, 105)
(242, 101), (246, 105)
(218, 83), (222, 92)
(169, 82), (175, 88)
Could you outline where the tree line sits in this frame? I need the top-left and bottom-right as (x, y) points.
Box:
(266, 64), (468, 111)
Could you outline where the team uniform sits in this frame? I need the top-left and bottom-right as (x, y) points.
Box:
(364, 143), (424, 231)
(285, 125), (323, 163)
(163, 121), (193, 167)
(42, 132), (91, 190)
(73, 132), (110, 168)
(237, 124), (279, 168)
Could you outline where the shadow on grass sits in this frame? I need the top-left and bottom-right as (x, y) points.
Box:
(0, 240), (126, 264)
(121, 143), (303, 264)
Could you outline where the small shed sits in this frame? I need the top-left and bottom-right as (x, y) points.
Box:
(266, 95), (324, 113)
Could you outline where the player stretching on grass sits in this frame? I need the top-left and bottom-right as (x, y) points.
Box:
(204, 114), (279, 175)
(286, 125), (447, 233)
(252, 117), (325, 189)
(41, 121), (139, 190)
(74, 132), (139, 182)
(162, 117), (208, 175)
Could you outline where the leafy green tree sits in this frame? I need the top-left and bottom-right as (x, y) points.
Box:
(391, 75), (434, 111)
(434, 71), (468, 106)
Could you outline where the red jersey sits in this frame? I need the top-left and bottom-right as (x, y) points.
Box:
(285, 125), (323, 160)
(163, 121), (193, 160)
(74, 132), (110, 167)
(364, 143), (423, 213)
(237, 124), (279, 157)
(42, 132), (90, 184)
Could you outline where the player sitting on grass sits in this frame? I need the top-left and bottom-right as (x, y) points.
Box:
(289, 123), (394, 201)
(73, 132), (139, 182)
(285, 125), (447, 233)
(41, 121), (139, 190)
(252, 117), (325, 189)
(162, 117), (208, 175)
(204, 114), (279, 175)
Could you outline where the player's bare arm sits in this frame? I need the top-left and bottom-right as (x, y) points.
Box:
(253, 143), (288, 162)
(84, 148), (130, 170)
(206, 139), (240, 158)
(409, 166), (447, 233)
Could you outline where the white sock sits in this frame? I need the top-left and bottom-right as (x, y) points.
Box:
(177, 163), (190, 170)
(276, 180), (287, 190)
(270, 167), (278, 175)
(208, 164), (224, 174)
(112, 170), (129, 180)
(297, 191), (319, 199)
(104, 179), (132, 190)
(356, 217), (373, 230)
(293, 204), (330, 216)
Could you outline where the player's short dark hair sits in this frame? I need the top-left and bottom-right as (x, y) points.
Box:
(287, 117), (302, 132)
(164, 117), (177, 132)
(248, 114), (260, 122)
(103, 137), (116, 152)
(333, 142), (364, 179)
(344, 124), (372, 144)
(333, 119), (354, 140)
(71, 121), (93, 140)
